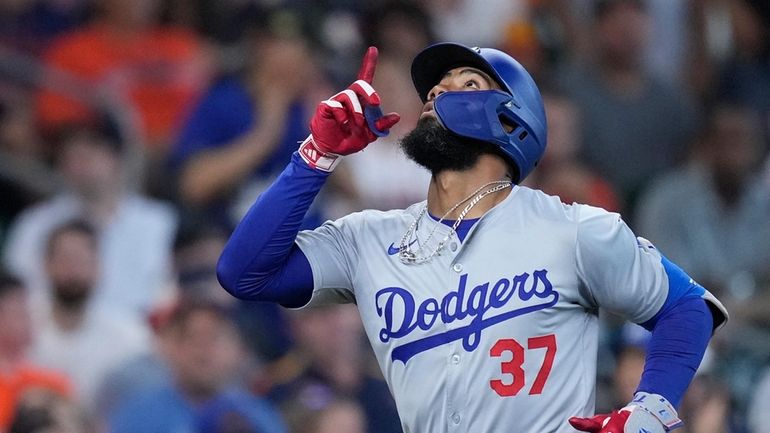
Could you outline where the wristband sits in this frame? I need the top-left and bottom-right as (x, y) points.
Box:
(298, 135), (342, 172)
(627, 392), (683, 431)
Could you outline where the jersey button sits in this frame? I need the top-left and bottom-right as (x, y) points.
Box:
(452, 263), (463, 273)
(451, 413), (461, 424)
(451, 354), (460, 364)
(450, 242), (458, 252)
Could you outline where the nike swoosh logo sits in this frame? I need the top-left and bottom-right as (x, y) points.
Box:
(387, 240), (417, 256)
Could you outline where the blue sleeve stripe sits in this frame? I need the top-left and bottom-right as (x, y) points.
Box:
(642, 253), (705, 330)
(661, 254), (706, 300)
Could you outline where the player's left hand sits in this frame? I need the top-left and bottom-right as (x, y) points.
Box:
(569, 407), (664, 433)
(569, 392), (683, 433)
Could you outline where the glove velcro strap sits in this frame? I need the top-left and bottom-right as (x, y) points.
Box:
(298, 135), (342, 172)
(628, 392), (683, 431)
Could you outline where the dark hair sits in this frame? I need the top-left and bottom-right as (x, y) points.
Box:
(52, 120), (124, 158)
(0, 268), (24, 299)
(45, 219), (98, 257)
(237, 6), (312, 46)
(593, 0), (645, 20)
(158, 298), (243, 350)
(173, 214), (229, 254)
(744, 0), (770, 30)
(8, 391), (93, 433)
(163, 298), (235, 332)
(736, 0), (770, 59)
(8, 404), (55, 433)
(360, 0), (435, 52)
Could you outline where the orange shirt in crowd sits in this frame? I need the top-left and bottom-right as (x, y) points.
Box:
(0, 364), (72, 428)
(36, 23), (210, 152)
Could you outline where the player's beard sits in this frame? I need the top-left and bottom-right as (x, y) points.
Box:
(400, 117), (503, 175)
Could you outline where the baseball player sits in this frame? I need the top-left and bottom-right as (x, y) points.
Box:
(217, 43), (728, 433)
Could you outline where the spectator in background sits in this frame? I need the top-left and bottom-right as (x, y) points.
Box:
(424, 0), (529, 48)
(267, 305), (402, 433)
(29, 220), (150, 413)
(172, 218), (293, 362)
(172, 220), (235, 304)
(3, 123), (177, 320)
(636, 104), (770, 416)
(0, 269), (71, 431)
(311, 400), (366, 433)
(8, 388), (94, 433)
(498, 14), (548, 84)
(641, 0), (692, 86)
(97, 218), (290, 425)
(364, 0), (432, 88)
(635, 103), (770, 297)
(169, 11), (329, 228)
(282, 397), (366, 433)
(609, 323), (651, 409)
(522, 91), (620, 212)
(92, 301), (173, 425)
(716, 0), (770, 140)
(679, 374), (741, 433)
(497, 0), (584, 87)
(342, 0), (432, 211)
(0, 0), (91, 54)
(0, 91), (58, 239)
(558, 0), (698, 212)
(35, 0), (210, 154)
(749, 367), (770, 433)
(0, 0), (44, 53)
(109, 299), (286, 433)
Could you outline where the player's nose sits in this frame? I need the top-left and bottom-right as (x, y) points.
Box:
(426, 84), (448, 101)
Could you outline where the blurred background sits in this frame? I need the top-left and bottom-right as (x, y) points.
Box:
(0, 0), (768, 431)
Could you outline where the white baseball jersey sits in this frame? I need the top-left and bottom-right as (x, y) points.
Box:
(295, 185), (678, 433)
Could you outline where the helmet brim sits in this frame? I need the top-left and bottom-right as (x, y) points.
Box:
(411, 43), (513, 102)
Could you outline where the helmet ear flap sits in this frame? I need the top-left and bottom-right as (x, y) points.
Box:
(433, 89), (540, 184)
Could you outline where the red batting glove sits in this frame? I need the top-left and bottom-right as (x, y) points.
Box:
(299, 46), (400, 172)
(570, 409), (642, 433)
(570, 392), (683, 433)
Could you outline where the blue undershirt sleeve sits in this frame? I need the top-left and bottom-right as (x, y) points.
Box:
(636, 255), (715, 408)
(217, 152), (328, 307)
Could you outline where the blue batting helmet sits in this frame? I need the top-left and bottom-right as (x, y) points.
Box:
(410, 42), (547, 182)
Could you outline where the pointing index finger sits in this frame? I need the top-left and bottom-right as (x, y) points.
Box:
(357, 46), (378, 84)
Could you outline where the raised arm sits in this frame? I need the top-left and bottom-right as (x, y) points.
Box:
(216, 47), (399, 307)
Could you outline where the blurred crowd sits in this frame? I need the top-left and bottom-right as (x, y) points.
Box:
(0, 0), (768, 431)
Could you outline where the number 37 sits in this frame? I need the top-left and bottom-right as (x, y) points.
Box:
(489, 334), (557, 397)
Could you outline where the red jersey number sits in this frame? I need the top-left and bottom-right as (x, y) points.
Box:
(489, 334), (557, 397)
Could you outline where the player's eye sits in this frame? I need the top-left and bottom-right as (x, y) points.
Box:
(465, 79), (480, 89)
